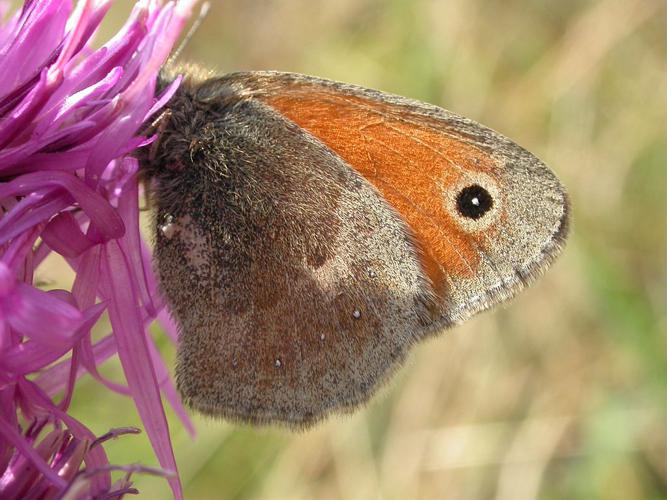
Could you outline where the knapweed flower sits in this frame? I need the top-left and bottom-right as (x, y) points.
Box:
(0, 0), (197, 498)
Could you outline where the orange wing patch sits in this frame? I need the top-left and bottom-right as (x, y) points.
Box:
(263, 90), (499, 294)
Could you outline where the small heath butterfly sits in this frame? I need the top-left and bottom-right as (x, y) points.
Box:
(139, 65), (569, 428)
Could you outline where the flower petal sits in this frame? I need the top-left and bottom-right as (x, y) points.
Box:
(1, 302), (104, 374)
(99, 241), (182, 499)
(0, 418), (67, 492)
(0, 171), (124, 241)
(7, 284), (83, 346)
(41, 212), (95, 259)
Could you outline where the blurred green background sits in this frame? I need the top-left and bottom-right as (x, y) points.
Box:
(43, 0), (667, 498)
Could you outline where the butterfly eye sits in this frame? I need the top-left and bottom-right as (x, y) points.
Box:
(456, 184), (493, 219)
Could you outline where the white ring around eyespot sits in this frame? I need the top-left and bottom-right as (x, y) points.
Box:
(442, 170), (502, 232)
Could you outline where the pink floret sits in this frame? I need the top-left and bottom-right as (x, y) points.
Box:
(0, 1), (196, 498)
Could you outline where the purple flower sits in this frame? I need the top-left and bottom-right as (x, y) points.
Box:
(0, 0), (197, 498)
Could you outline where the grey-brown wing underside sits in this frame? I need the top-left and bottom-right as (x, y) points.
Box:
(153, 94), (434, 427)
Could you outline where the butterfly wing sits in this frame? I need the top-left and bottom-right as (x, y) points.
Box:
(153, 83), (434, 427)
(150, 70), (568, 427)
(226, 72), (569, 323)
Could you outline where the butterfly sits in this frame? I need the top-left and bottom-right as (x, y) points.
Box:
(139, 66), (569, 428)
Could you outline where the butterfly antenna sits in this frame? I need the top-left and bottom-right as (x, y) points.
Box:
(167, 1), (211, 66)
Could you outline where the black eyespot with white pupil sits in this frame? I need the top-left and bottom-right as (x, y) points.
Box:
(456, 184), (493, 219)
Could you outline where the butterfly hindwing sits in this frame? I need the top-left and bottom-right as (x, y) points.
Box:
(153, 88), (435, 426)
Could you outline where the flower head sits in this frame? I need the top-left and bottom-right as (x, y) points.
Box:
(0, 0), (196, 498)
